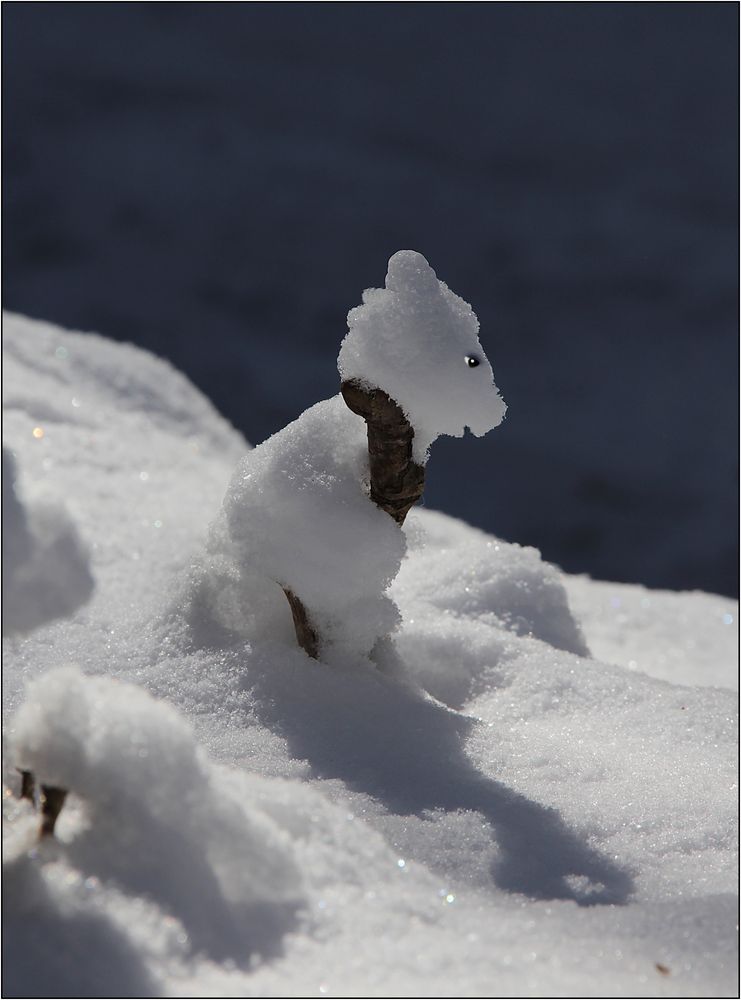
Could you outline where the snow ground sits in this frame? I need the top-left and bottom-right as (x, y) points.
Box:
(2, 314), (738, 998)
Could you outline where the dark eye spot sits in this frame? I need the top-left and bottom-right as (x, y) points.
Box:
(465, 355), (480, 368)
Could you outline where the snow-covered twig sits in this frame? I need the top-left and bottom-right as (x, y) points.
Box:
(340, 379), (425, 526)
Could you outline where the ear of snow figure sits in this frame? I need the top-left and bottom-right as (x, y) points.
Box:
(384, 249), (441, 296)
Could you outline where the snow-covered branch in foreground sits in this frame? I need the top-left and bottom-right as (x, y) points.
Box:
(200, 251), (506, 662)
(10, 667), (304, 959)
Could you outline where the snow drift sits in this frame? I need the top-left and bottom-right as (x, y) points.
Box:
(2, 312), (737, 998)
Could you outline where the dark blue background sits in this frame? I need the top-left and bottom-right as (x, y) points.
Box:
(3, 4), (738, 595)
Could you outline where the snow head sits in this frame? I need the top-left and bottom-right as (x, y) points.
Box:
(338, 250), (506, 460)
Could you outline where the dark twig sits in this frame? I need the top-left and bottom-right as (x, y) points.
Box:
(283, 379), (426, 658)
(341, 379), (425, 525)
(40, 785), (68, 838)
(283, 587), (320, 660)
(18, 769), (35, 803)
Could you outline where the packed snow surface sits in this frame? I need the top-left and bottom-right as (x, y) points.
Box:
(2, 313), (738, 998)
(338, 250), (506, 460)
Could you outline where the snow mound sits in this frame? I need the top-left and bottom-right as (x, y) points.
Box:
(10, 667), (304, 962)
(1, 313), (246, 643)
(392, 509), (589, 707)
(2, 313), (242, 453)
(338, 250), (506, 460)
(2, 447), (94, 635)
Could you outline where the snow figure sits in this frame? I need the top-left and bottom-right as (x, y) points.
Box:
(203, 251), (506, 664)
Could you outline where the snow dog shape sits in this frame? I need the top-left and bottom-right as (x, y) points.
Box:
(206, 251), (505, 664)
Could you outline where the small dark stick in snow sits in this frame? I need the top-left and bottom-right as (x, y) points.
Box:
(18, 769), (35, 803)
(283, 587), (320, 660)
(40, 785), (68, 838)
(15, 768), (69, 838)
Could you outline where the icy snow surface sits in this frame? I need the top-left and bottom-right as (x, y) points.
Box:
(2, 313), (738, 998)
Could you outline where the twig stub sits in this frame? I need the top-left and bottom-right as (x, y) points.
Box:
(18, 769), (35, 803)
(40, 785), (68, 838)
(283, 587), (320, 660)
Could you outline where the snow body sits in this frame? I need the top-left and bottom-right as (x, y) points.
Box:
(209, 251), (506, 662)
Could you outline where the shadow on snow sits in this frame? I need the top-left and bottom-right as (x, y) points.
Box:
(242, 642), (634, 907)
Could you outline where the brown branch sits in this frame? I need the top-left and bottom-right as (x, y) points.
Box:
(283, 586), (320, 660)
(18, 769), (35, 803)
(16, 770), (68, 838)
(40, 785), (68, 838)
(341, 379), (425, 525)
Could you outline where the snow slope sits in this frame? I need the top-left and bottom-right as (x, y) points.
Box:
(2, 313), (737, 998)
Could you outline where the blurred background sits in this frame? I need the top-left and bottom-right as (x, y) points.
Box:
(3, 4), (738, 596)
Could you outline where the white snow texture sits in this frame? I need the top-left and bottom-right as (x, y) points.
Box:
(2, 303), (738, 999)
